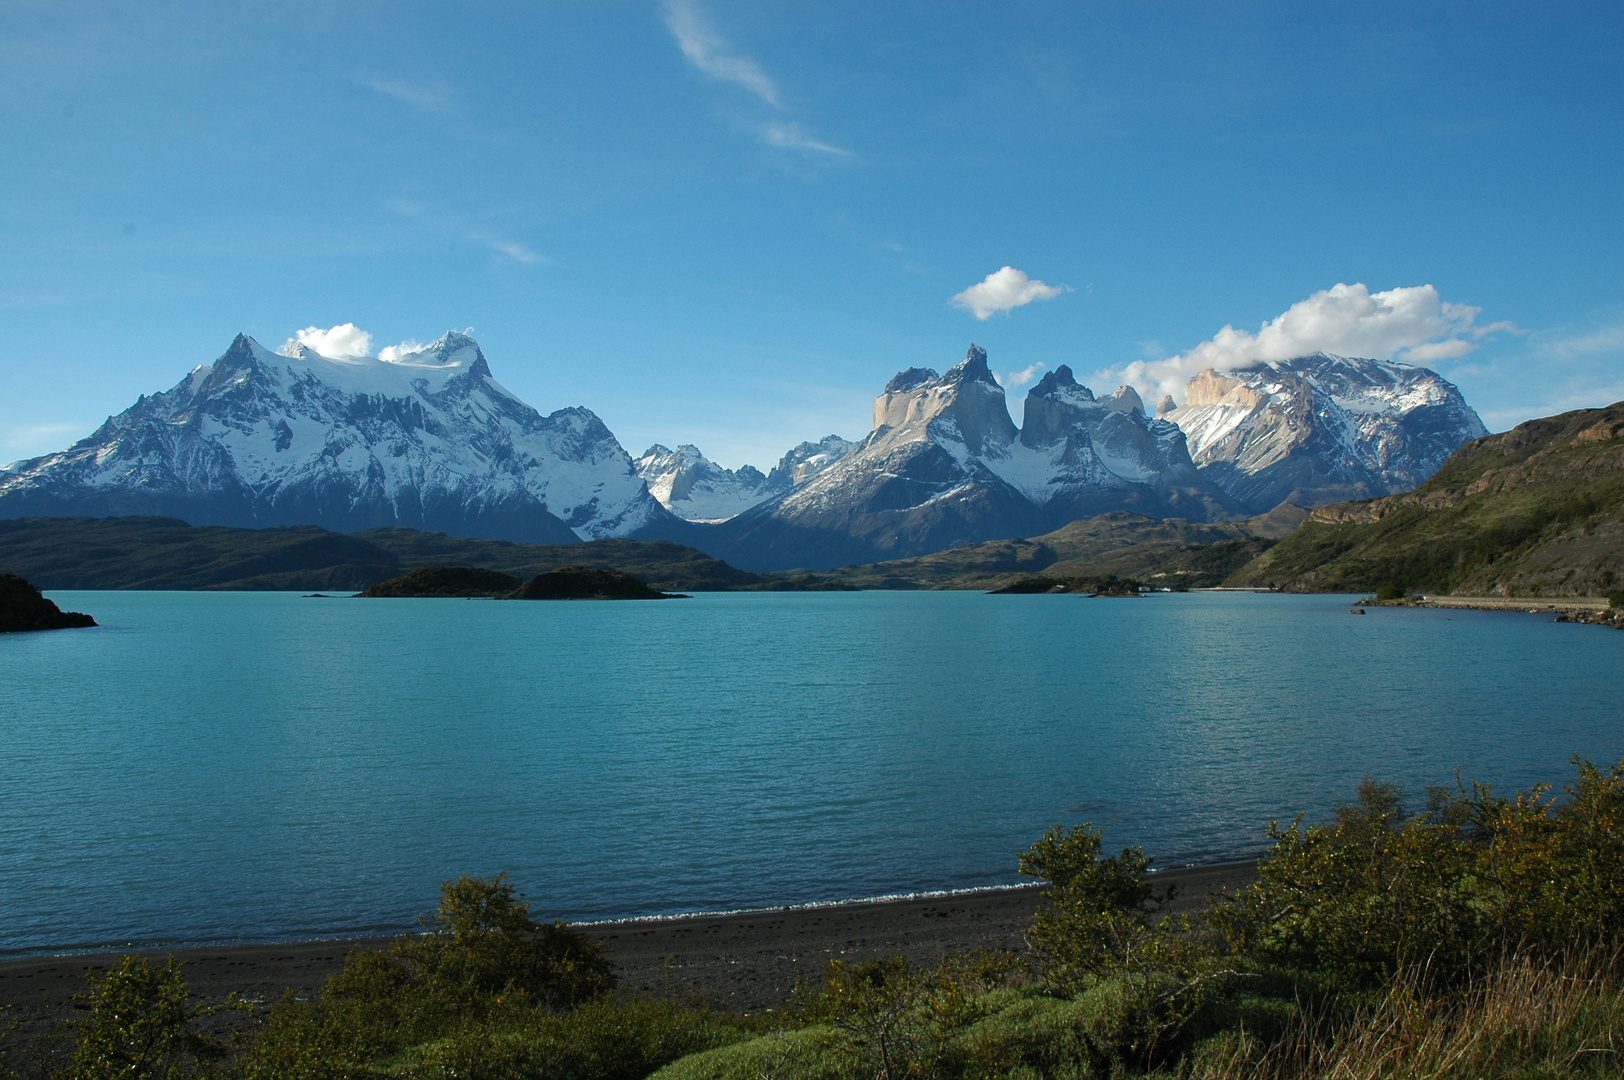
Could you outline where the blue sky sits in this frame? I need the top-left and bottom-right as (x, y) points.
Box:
(3, 1), (1621, 469)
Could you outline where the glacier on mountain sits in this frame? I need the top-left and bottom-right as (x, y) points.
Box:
(635, 435), (855, 523)
(0, 332), (669, 542)
(1164, 353), (1488, 512)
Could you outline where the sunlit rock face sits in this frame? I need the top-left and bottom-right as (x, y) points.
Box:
(706, 345), (1244, 571)
(1164, 353), (1488, 512)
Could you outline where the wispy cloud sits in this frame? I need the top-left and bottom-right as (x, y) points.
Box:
(1097, 283), (1523, 405)
(760, 120), (849, 156)
(662, 0), (778, 105)
(951, 266), (1066, 320)
(661, 0), (850, 157)
(489, 240), (543, 264)
(363, 79), (447, 113)
(997, 362), (1047, 389)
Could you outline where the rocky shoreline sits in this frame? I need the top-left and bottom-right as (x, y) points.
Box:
(1367, 593), (1622, 629)
(0, 862), (1257, 1038)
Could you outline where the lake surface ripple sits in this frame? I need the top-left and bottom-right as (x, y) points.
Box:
(1, 590), (1617, 956)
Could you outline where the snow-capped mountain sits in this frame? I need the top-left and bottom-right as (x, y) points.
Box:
(1163, 354), (1488, 513)
(635, 445), (772, 523)
(0, 332), (672, 542)
(707, 345), (1243, 570)
(635, 435), (856, 523)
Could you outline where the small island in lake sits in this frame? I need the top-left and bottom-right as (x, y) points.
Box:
(507, 566), (684, 600)
(991, 573), (1143, 596)
(359, 566), (524, 598)
(0, 573), (97, 632)
(358, 565), (684, 600)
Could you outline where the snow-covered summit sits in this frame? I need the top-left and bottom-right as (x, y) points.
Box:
(634, 435), (856, 523)
(0, 331), (670, 542)
(1164, 352), (1488, 511)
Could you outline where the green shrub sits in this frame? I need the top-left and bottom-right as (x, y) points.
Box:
(401, 873), (616, 1012)
(68, 954), (238, 1080)
(237, 875), (620, 1078)
(396, 996), (756, 1080)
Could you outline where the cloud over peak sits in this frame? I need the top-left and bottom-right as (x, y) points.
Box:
(1099, 283), (1521, 405)
(282, 323), (374, 359)
(280, 324), (434, 363)
(951, 266), (1065, 320)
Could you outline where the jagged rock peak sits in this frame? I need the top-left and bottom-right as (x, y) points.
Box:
(1106, 385), (1145, 415)
(1030, 365), (1094, 401)
(884, 367), (939, 394)
(1155, 394), (1177, 418)
(944, 344), (998, 386)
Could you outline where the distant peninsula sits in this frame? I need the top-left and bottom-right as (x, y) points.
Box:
(0, 573), (96, 632)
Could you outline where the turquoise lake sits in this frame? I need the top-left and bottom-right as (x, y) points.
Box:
(1, 590), (1618, 957)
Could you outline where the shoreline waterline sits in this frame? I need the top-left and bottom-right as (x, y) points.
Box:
(0, 861), (1261, 1020)
(0, 859), (1265, 963)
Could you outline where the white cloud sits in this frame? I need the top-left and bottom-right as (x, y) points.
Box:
(1101, 283), (1522, 405)
(950, 266), (1065, 320)
(490, 240), (542, 264)
(759, 121), (849, 156)
(996, 362), (1046, 389)
(364, 79), (446, 113)
(281, 323), (375, 359)
(662, 0), (779, 105)
(378, 339), (427, 363)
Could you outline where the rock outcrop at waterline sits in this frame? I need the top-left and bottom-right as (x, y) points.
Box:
(0, 573), (96, 632)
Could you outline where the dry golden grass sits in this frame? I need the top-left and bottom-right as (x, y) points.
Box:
(1191, 952), (1623, 1080)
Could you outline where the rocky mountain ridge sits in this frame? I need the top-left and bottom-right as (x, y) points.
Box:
(0, 332), (1490, 571)
(0, 333), (669, 542)
(1165, 353), (1487, 512)
(634, 435), (854, 523)
(704, 346), (1248, 569)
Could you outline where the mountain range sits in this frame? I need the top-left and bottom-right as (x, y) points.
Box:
(0, 332), (1488, 571)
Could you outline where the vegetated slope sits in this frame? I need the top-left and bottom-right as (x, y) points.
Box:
(0, 516), (768, 592)
(820, 505), (1306, 590)
(1226, 401), (1624, 596)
